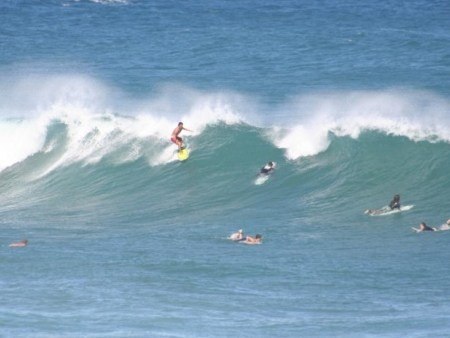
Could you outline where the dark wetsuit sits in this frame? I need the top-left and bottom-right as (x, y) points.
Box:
(260, 166), (273, 175)
(389, 199), (400, 210)
(422, 224), (435, 231)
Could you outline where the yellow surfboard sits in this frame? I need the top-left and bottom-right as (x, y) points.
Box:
(177, 148), (190, 161)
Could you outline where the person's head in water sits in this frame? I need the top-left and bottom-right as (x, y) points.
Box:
(394, 194), (400, 201)
(255, 234), (262, 239)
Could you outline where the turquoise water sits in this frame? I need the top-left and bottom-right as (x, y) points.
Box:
(1, 1), (450, 337)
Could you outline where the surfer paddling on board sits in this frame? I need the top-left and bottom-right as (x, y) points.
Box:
(260, 161), (276, 175)
(9, 239), (28, 247)
(171, 122), (192, 151)
(412, 222), (437, 233)
(242, 234), (263, 245)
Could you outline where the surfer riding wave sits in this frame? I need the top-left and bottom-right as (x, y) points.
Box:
(171, 122), (192, 151)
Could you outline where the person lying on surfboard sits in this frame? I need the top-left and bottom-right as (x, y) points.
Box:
(242, 234), (262, 245)
(412, 222), (437, 233)
(389, 194), (401, 210)
(260, 161), (276, 175)
(9, 239), (28, 247)
(171, 122), (192, 151)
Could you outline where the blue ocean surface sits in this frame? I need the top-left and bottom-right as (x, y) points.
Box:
(1, 0), (450, 337)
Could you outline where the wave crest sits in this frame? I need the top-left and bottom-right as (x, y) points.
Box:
(1, 73), (449, 171)
(270, 89), (450, 159)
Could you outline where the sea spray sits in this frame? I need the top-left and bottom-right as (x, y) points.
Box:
(270, 89), (450, 159)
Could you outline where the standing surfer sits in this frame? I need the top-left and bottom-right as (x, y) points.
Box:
(171, 122), (192, 151)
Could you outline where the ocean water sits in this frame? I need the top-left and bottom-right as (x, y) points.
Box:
(1, 0), (450, 337)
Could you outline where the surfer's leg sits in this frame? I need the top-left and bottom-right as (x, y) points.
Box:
(177, 137), (184, 149)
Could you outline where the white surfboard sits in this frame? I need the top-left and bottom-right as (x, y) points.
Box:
(254, 174), (270, 185)
(365, 205), (414, 216)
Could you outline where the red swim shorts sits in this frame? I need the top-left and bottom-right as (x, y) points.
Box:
(171, 136), (182, 144)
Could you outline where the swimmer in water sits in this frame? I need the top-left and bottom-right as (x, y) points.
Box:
(9, 239), (28, 247)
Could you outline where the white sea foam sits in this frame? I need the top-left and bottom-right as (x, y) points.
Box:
(270, 89), (450, 159)
(1, 74), (449, 173)
(0, 75), (247, 174)
(0, 118), (48, 171)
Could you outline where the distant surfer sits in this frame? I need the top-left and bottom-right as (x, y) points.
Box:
(389, 194), (401, 210)
(242, 234), (263, 245)
(439, 219), (450, 231)
(229, 229), (244, 241)
(260, 161), (276, 175)
(171, 122), (192, 151)
(9, 239), (28, 247)
(412, 222), (437, 233)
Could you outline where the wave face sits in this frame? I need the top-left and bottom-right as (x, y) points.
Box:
(2, 0), (450, 335)
(1, 75), (449, 227)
